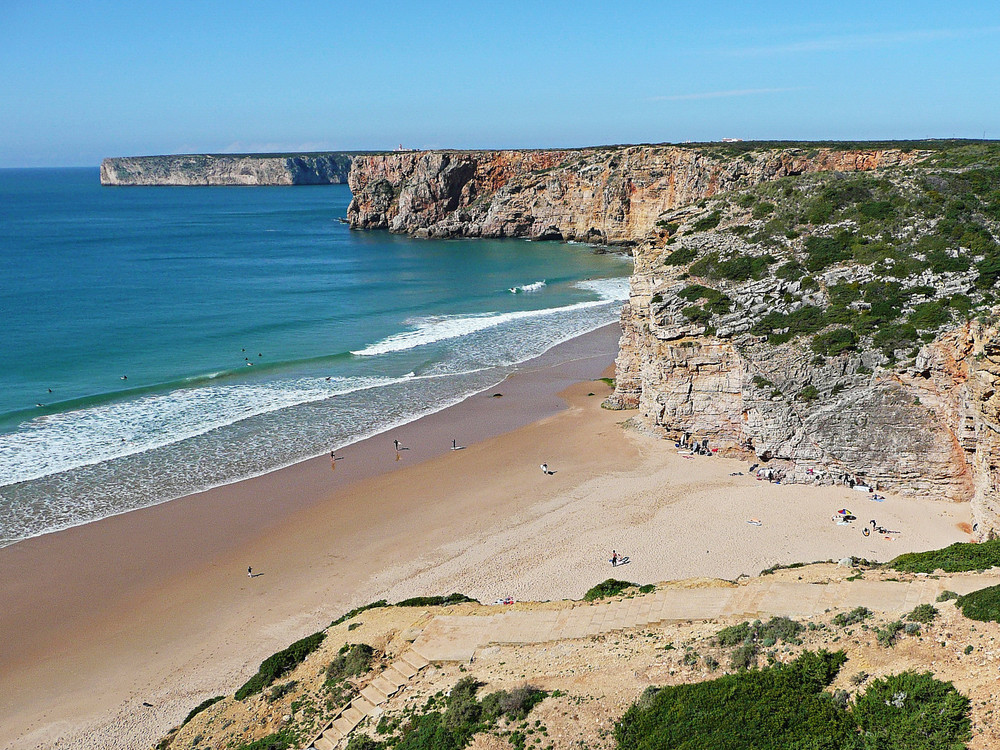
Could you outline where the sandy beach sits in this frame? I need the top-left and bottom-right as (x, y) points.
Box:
(0, 324), (972, 750)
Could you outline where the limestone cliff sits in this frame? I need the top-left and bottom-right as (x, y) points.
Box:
(100, 153), (355, 186)
(346, 146), (915, 242)
(607, 153), (1000, 538)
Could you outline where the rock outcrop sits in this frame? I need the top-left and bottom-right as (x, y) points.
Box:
(100, 153), (354, 186)
(346, 146), (915, 242)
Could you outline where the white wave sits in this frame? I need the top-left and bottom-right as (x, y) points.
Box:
(0, 374), (412, 487)
(352, 277), (629, 357)
(509, 280), (546, 293)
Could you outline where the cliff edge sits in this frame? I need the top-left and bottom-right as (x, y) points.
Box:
(100, 152), (355, 186)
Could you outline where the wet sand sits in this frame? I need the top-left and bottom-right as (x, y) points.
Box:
(0, 323), (972, 749)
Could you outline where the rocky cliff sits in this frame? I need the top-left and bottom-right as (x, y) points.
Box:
(606, 150), (1000, 538)
(100, 153), (355, 186)
(346, 146), (916, 242)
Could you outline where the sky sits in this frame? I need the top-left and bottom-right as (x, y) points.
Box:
(1, 0), (999, 167)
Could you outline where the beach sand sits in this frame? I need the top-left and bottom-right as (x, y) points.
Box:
(0, 324), (972, 750)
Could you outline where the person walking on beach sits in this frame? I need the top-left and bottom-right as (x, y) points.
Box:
(394, 439), (400, 451)
(540, 462), (549, 475)
(247, 566), (252, 578)
(611, 550), (618, 567)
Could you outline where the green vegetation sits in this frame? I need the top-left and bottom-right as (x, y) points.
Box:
(663, 244), (698, 266)
(907, 604), (939, 624)
(327, 643), (375, 681)
(890, 539), (1000, 573)
(583, 579), (644, 601)
(235, 631), (326, 700)
(677, 284), (732, 313)
(691, 211), (722, 232)
(614, 649), (971, 750)
(955, 584), (1000, 623)
(876, 620), (904, 648)
(395, 593), (477, 607)
(234, 730), (297, 750)
(182, 695), (224, 726)
(354, 677), (545, 750)
(811, 327), (857, 356)
(689, 251), (774, 281)
(331, 600), (389, 628)
(937, 590), (959, 602)
(715, 617), (803, 670)
(832, 607), (871, 627)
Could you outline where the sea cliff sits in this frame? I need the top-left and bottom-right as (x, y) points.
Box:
(346, 145), (915, 242)
(100, 152), (354, 186)
(347, 142), (1000, 537)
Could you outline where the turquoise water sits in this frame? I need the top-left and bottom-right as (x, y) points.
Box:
(0, 168), (631, 544)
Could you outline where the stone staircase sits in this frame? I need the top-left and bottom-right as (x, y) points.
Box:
(309, 648), (430, 750)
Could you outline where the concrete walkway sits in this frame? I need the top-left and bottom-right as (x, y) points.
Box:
(309, 571), (999, 748)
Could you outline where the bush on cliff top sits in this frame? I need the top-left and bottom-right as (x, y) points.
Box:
(235, 631), (326, 700)
(584, 579), (653, 601)
(955, 584), (1000, 623)
(614, 650), (970, 750)
(889, 539), (1000, 573)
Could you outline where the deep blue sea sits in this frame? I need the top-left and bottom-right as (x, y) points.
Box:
(0, 168), (631, 545)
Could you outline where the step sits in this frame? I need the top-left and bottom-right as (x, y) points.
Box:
(360, 684), (389, 705)
(371, 675), (399, 696)
(391, 659), (418, 679)
(332, 716), (354, 735)
(352, 696), (377, 715)
(314, 736), (336, 750)
(322, 726), (344, 742)
(382, 665), (409, 687)
(399, 650), (430, 670)
(342, 705), (366, 725)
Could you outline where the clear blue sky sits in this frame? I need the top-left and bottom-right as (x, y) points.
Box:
(2, 0), (998, 167)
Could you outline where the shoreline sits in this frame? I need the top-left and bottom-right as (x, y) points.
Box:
(0, 321), (973, 750)
(0, 323), (623, 749)
(1, 318), (624, 551)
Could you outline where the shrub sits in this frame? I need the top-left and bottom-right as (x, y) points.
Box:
(689, 251), (774, 281)
(614, 651), (853, 750)
(876, 620), (904, 648)
(937, 590), (959, 602)
(858, 200), (895, 220)
(677, 284), (732, 313)
(235, 631), (326, 700)
(326, 643), (375, 683)
(663, 244), (698, 266)
(890, 538), (1000, 573)
(395, 593), (477, 607)
(852, 671), (971, 749)
(752, 202), (775, 219)
(691, 211), (722, 232)
(798, 385), (820, 402)
(909, 301), (951, 330)
(811, 327), (857, 356)
(182, 695), (225, 726)
(775, 261), (804, 280)
(832, 607), (871, 627)
(235, 731), (297, 750)
(804, 233), (853, 271)
(331, 600), (388, 628)
(955, 584), (1000, 622)
(906, 604), (939, 624)
(584, 579), (639, 601)
(715, 617), (804, 669)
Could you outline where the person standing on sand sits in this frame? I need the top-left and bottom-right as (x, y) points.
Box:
(611, 550), (618, 567)
(540, 463), (548, 475)
(247, 566), (252, 578)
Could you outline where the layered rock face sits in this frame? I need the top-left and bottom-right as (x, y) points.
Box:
(100, 153), (353, 186)
(347, 147), (913, 241)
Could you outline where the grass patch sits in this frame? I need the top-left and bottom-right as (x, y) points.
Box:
(235, 631), (325, 700)
(955, 584), (1000, 623)
(615, 649), (971, 750)
(890, 539), (1000, 573)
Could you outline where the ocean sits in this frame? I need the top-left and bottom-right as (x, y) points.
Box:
(0, 168), (632, 546)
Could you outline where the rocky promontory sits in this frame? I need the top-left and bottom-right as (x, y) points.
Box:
(100, 152), (356, 186)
